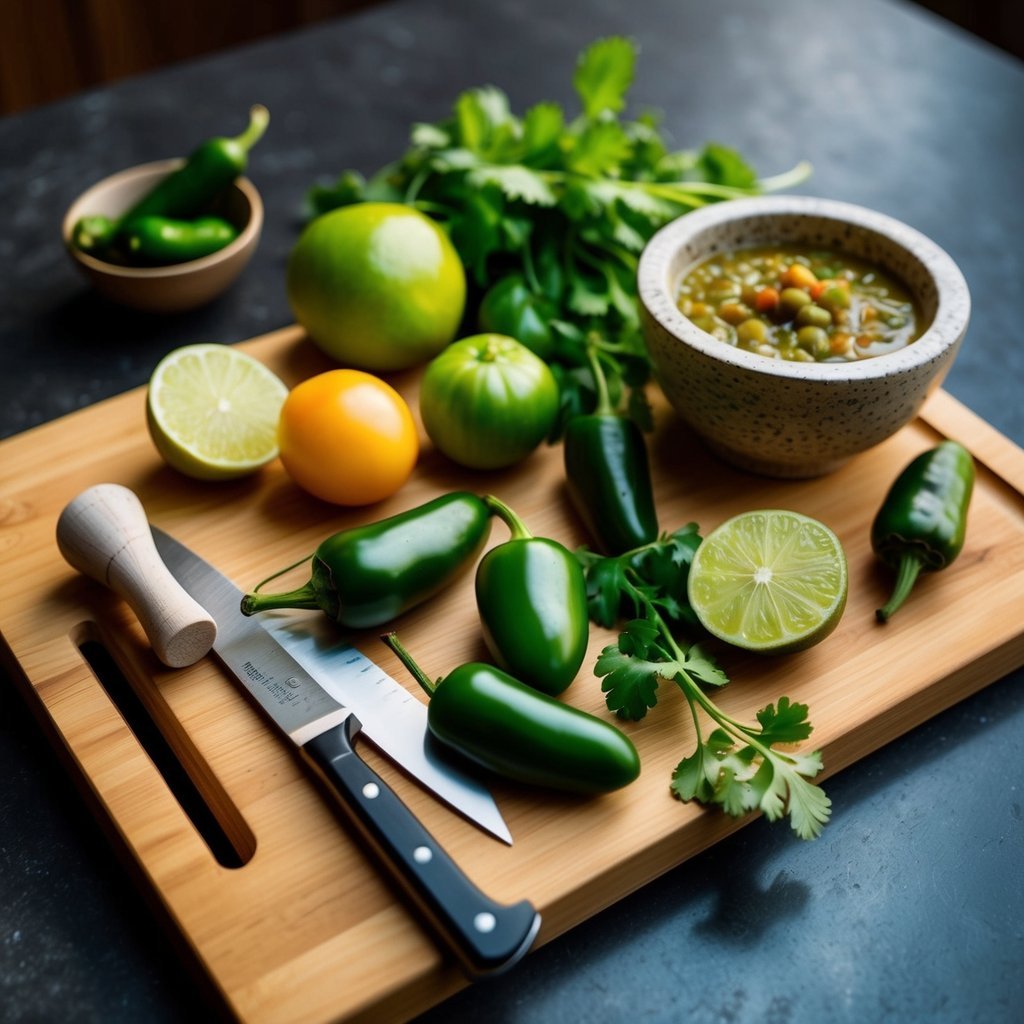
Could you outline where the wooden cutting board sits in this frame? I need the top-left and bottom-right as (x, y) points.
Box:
(2, 325), (1023, 1023)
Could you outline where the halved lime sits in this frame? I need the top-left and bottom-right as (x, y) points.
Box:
(146, 343), (288, 480)
(688, 509), (848, 654)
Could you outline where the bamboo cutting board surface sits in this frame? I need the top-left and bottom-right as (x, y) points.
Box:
(2, 324), (1023, 1023)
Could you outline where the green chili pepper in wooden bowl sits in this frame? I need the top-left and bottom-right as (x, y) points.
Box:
(476, 495), (589, 696)
(383, 633), (640, 795)
(122, 215), (239, 265)
(124, 104), (269, 224)
(872, 440), (975, 622)
(240, 491), (492, 629)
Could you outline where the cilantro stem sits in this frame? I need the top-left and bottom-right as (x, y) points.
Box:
(623, 578), (779, 763)
(584, 344), (614, 417)
(521, 236), (543, 295)
(404, 165), (432, 204)
(757, 160), (814, 193)
(410, 199), (457, 218)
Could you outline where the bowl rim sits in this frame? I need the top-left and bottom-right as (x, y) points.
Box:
(61, 158), (264, 279)
(637, 194), (970, 381)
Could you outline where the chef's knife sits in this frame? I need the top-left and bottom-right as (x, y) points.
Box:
(56, 484), (512, 846)
(243, 612), (512, 846)
(151, 524), (541, 977)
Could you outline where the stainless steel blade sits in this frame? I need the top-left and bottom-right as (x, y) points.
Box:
(151, 526), (512, 845)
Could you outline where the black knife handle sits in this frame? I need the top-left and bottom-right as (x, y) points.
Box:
(302, 715), (541, 978)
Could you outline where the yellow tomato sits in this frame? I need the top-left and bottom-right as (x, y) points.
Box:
(278, 369), (418, 505)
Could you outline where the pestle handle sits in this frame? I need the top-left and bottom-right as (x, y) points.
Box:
(56, 483), (216, 667)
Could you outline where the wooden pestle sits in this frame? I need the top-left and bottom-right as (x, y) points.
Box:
(56, 483), (216, 667)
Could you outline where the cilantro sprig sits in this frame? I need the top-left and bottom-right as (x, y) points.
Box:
(306, 37), (811, 432)
(579, 542), (831, 840)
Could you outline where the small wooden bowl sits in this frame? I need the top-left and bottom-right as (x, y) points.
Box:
(62, 159), (263, 313)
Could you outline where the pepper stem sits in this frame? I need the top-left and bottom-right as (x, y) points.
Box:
(240, 582), (320, 617)
(380, 632), (438, 697)
(876, 554), (924, 623)
(482, 494), (533, 541)
(232, 104), (270, 153)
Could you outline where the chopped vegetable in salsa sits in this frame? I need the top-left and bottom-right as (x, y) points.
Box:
(677, 245), (922, 362)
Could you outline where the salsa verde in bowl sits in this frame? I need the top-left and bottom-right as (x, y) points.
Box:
(638, 196), (970, 477)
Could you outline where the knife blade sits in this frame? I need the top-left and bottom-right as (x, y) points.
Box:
(243, 609), (512, 846)
(151, 525), (540, 977)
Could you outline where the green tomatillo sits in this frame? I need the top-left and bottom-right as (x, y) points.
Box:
(419, 333), (559, 469)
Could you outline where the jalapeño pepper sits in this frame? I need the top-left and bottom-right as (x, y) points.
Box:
(71, 215), (119, 256)
(872, 440), (975, 622)
(240, 492), (491, 629)
(123, 215), (239, 265)
(563, 346), (658, 555)
(383, 633), (640, 794)
(124, 104), (269, 223)
(477, 495), (589, 696)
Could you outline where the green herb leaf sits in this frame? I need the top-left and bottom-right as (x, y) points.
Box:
(573, 37), (636, 119)
(594, 621), (670, 720)
(411, 122), (450, 149)
(455, 86), (514, 155)
(693, 142), (758, 188)
(521, 102), (565, 165)
(754, 696), (814, 745)
(566, 121), (634, 176)
(683, 643), (730, 689)
(670, 746), (715, 803)
(468, 165), (557, 206)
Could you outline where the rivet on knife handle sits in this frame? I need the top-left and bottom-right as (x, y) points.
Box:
(56, 483), (216, 667)
(303, 716), (541, 977)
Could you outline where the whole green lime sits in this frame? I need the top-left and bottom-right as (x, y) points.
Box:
(287, 202), (467, 371)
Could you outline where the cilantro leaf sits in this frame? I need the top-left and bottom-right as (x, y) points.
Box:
(683, 643), (730, 689)
(410, 122), (450, 149)
(468, 165), (557, 206)
(594, 626), (669, 721)
(521, 102), (565, 165)
(583, 556), (629, 628)
(566, 121), (633, 176)
(455, 86), (515, 156)
(692, 142), (758, 188)
(567, 270), (610, 317)
(754, 696), (814, 745)
(670, 745), (715, 803)
(573, 36), (636, 119)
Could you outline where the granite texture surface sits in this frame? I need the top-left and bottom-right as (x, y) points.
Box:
(1, 0), (1022, 1021)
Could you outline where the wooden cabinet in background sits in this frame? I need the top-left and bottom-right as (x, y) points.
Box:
(0, 0), (374, 115)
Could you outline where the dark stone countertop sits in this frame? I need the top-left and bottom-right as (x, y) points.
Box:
(1, 1), (1022, 1021)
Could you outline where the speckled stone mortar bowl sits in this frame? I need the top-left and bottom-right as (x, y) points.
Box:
(62, 159), (263, 313)
(638, 196), (970, 477)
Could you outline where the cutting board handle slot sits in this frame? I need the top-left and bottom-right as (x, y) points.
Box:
(75, 629), (256, 869)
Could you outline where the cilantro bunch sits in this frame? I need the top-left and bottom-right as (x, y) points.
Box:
(577, 537), (831, 840)
(307, 36), (811, 428)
